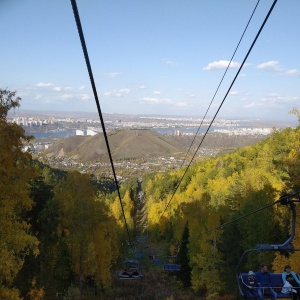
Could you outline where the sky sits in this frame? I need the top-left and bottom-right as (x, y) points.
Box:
(1, 0), (300, 122)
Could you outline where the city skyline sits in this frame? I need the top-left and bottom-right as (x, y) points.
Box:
(1, 0), (300, 122)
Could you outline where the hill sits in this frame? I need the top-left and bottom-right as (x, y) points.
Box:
(42, 129), (187, 162)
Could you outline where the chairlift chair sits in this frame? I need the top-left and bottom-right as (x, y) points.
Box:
(163, 255), (181, 272)
(236, 192), (300, 298)
(118, 259), (143, 280)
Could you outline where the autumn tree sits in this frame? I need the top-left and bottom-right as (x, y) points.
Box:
(120, 116), (300, 297)
(0, 89), (39, 299)
(54, 171), (118, 295)
(110, 190), (134, 229)
(289, 107), (300, 125)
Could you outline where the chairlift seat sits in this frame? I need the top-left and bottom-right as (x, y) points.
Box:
(164, 264), (181, 271)
(118, 270), (143, 280)
(136, 236), (147, 243)
(124, 259), (140, 265)
(153, 259), (163, 264)
(239, 273), (295, 298)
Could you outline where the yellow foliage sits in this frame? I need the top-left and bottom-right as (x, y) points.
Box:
(110, 190), (134, 228)
(27, 278), (45, 300)
(54, 171), (119, 289)
(0, 91), (38, 295)
(0, 287), (22, 300)
(148, 201), (164, 226)
(169, 244), (176, 256)
(272, 253), (290, 273)
(273, 213), (300, 273)
(191, 236), (224, 296)
(142, 125), (300, 297)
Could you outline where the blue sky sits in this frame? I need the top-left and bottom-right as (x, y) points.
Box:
(1, 0), (299, 122)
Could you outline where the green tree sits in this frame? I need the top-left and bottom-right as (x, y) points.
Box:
(176, 222), (191, 287)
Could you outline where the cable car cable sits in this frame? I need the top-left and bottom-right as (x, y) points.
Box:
(236, 192), (300, 297)
(165, 193), (299, 274)
(159, 0), (278, 220)
(180, 199), (281, 246)
(70, 0), (132, 246)
(204, 200), (279, 236)
(178, 191), (300, 248)
(180, 0), (261, 168)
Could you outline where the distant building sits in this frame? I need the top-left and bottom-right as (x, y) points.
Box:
(86, 129), (97, 136)
(75, 128), (99, 136)
(76, 130), (85, 136)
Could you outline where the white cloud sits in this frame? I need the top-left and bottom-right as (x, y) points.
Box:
(79, 85), (85, 90)
(188, 93), (196, 98)
(61, 94), (72, 100)
(80, 94), (90, 101)
(175, 102), (188, 107)
(163, 59), (177, 66)
(103, 88), (131, 97)
(64, 86), (73, 90)
(260, 93), (300, 106)
(203, 60), (241, 70)
(238, 73), (246, 78)
(287, 69), (300, 76)
(53, 87), (61, 91)
(229, 90), (239, 95)
(104, 72), (121, 78)
(256, 61), (282, 71)
(36, 82), (54, 87)
(141, 97), (191, 108)
(42, 99), (52, 104)
(244, 93), (300, 109)
(119, 88), (131, 94)
(153, 91), (161, 95)
(139, 85), (146, 89)
(141, 97), (173, 104)
(244, 102), (256, 108)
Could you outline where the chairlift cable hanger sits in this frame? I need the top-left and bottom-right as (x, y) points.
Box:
(70, 0), (132, 247)
(159, 0), (278, 221)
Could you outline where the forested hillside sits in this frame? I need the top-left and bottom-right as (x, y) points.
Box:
(2, 89), (300, 300)
(140, 124), (300, 298)
(1, 90), (120, 300)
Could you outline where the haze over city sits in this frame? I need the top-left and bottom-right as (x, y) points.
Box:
(1, 0), (299, 122)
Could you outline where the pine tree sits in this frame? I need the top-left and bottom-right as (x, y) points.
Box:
(176, 222), (191, 287)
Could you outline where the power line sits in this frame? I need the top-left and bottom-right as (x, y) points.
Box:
(180, 0), (260, 169)
(70, 0), (132, 246)
(204, 201), (279, 236)
(160, 0), (278, 220)
(165, 200), (280, 261)
(181, 192), (300, 246)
